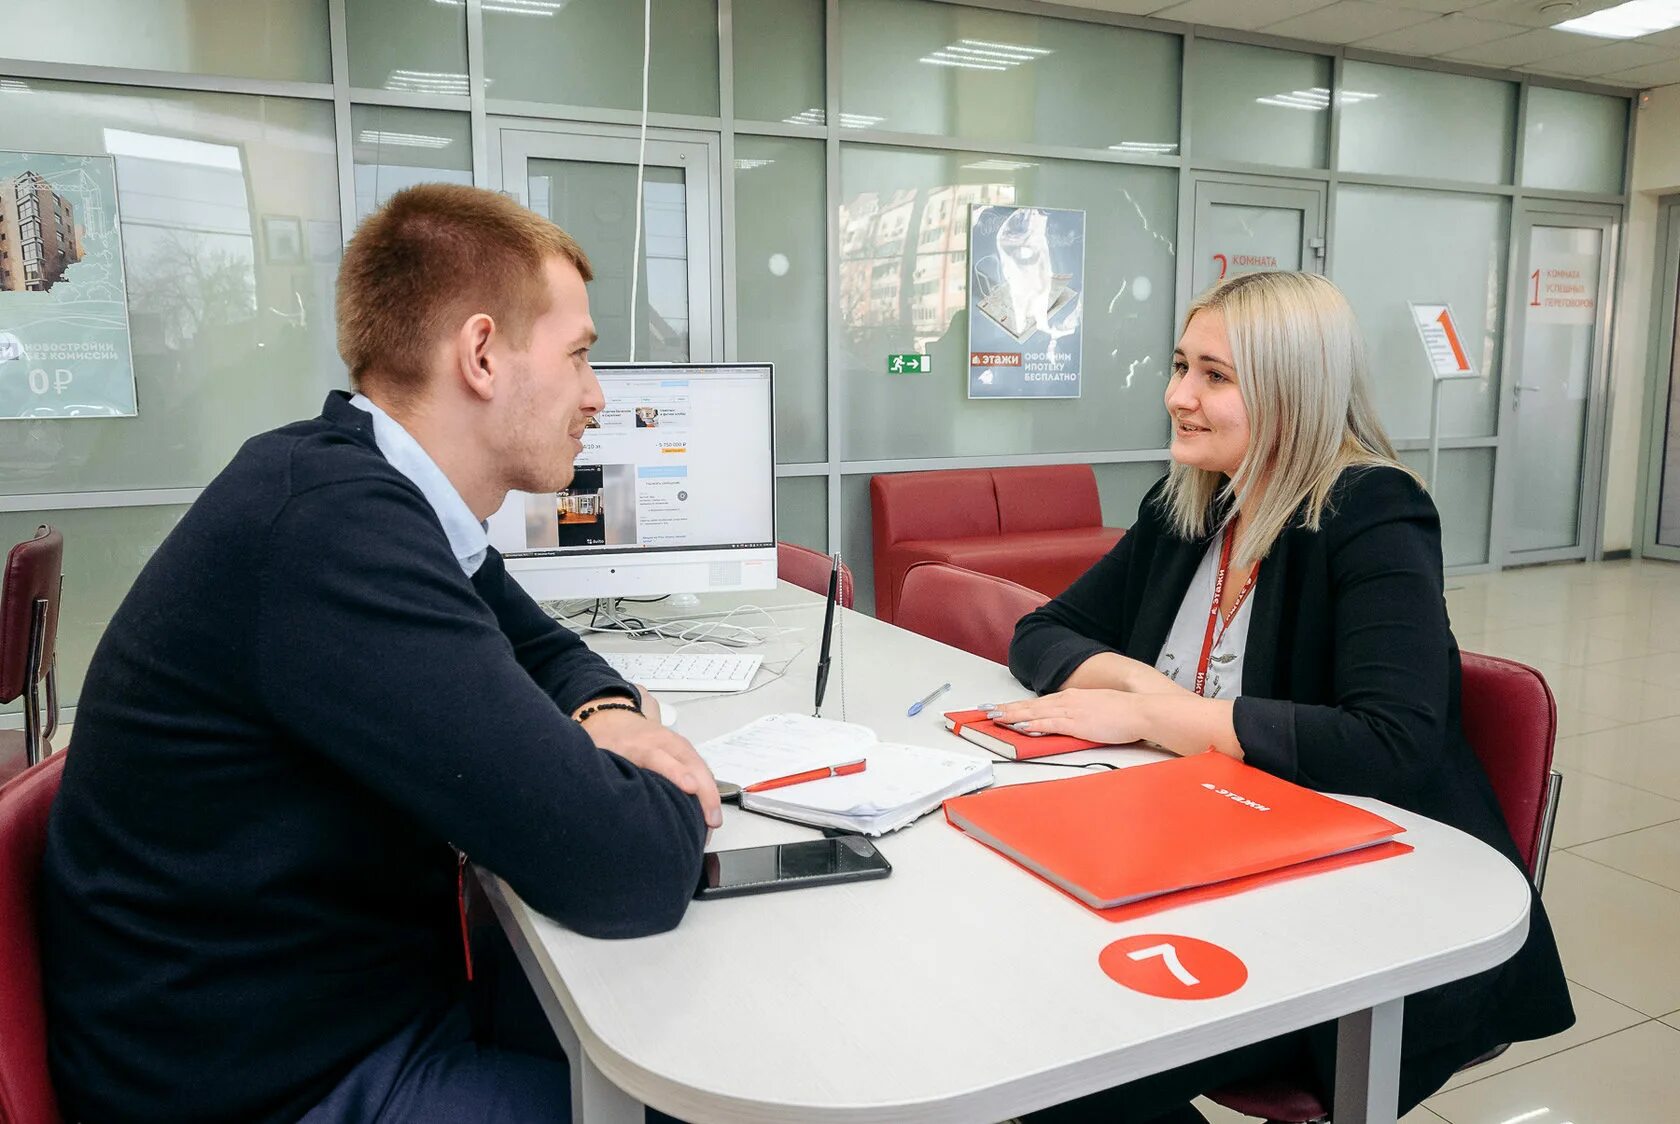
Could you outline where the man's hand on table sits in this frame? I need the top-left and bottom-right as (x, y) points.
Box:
(576, 697), (723, 830)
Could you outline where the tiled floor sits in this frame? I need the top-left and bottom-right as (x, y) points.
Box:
(1198, 557), (1680, 1123)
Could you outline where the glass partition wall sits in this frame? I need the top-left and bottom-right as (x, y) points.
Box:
(0, 0), (1634, 720)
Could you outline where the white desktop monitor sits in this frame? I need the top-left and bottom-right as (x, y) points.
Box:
(487, 362), (778, 601)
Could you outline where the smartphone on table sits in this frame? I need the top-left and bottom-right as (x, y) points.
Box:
(695, 835), (892, 900)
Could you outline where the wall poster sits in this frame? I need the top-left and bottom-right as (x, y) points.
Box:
(0, 151), (137, 419)
(967, 203), (1085, 400)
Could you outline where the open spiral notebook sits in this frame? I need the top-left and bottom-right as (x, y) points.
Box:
(698, 713), (994, 836)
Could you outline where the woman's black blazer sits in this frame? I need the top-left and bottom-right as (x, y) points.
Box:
(1010, 465), (1574, 1110)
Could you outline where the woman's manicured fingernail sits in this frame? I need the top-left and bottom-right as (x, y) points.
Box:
(1009, 721), (1032, 731)
(985, 708), (1003, 719)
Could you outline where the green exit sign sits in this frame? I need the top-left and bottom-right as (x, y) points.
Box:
(887, 354), (930, 374)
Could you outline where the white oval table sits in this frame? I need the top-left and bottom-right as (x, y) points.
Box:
(486, 587), (1533, 1124)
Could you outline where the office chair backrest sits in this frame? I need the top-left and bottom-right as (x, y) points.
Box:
(0, 527), (61, 708)
(0, 752), (67, 1124)
(776, 542), (854, 608)
(1458, 650), (1559, 883)
(1208, 650), (1564, 1124)
(894, 562), (1046, 666)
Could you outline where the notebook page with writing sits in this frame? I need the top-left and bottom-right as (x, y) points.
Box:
(742, 742), (993, 836)
(696, 713), (876, 789)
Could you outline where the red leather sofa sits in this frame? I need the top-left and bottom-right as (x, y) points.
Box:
(869, 464), (1125, 623)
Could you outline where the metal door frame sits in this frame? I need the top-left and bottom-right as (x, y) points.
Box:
(1494, 202), (1618, 566)
(1181, 174), (1328, 318)
(1638, 196), (1680, 561)
(491, 119), (724, 362)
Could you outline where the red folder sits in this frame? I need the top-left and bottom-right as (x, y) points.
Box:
(943, 751), (1406, 912)
(1090, 841), (1413, 922)
(943, 708), (1108, 760)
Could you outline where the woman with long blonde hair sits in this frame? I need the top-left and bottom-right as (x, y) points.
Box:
(1003, 272), (1572, 1122)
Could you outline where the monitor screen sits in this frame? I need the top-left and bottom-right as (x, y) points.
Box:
(486, 362), (777, 599)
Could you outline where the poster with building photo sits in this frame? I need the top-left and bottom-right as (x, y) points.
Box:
(967, 203), (1084, 400)
(0, 151), (137, 419)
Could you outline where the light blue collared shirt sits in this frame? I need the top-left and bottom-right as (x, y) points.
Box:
(349, 393), (489, 577)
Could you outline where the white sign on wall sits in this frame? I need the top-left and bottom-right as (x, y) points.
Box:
(1408, 302), (1477, 381)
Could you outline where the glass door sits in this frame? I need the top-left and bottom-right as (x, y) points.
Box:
(1189, 177), (1326, 300)
(1642, 197), (1680, 559)
(1500, 209), (1616, 564)
(495, 124), (720, 362)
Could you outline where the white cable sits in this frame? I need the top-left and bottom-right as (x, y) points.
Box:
(627, 0), (653, 362)
(558, 599), (801, 650)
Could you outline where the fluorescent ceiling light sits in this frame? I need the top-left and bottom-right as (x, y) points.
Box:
(1109, 141), (1179, 155)
(358, 130), (453, 149)
(103, 128), (243, 170)
(733, 158), (775, 171)
(434, 0), (567, 15)
(921, 54), (1009, 71)
(1553, 0), (1680, 38)
(1255, 86), (1378, 111)
(0, 79), (28, 93)
(386, 69), (470, 96)
(781, 109), (879, 128)
(959, 38), (1052, 57)
(920, 37), (1051, 73)
(962, 159), (1038, 171)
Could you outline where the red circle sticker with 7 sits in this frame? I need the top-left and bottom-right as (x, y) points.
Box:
(1099, 934), (1248, 1000)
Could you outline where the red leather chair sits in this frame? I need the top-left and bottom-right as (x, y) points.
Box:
(870, 465), (1124, 623)
(1, 527), (63, 785)
(776, 541), (854, 608)
(0, 752), (67, 1124)
(1208, 650), (1562, 1123)
(893, 562), (1047, 666)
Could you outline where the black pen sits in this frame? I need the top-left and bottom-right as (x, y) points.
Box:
(813, 552), (841, 717)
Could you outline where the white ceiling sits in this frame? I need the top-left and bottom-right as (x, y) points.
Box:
(1053, 0), (1680, 88)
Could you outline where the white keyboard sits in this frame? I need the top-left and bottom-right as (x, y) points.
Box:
(599, 652), (763, 693)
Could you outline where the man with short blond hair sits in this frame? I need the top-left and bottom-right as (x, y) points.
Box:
(41, 184), (719, 1124)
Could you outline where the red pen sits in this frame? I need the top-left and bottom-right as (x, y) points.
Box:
(742, 758), (867, 794)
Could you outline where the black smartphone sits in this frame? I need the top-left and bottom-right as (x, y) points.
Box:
(695, 835), (892, 900)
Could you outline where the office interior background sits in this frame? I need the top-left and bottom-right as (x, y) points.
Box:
(7, 0), (1680, 703)
(8, 2), (1680, 1121)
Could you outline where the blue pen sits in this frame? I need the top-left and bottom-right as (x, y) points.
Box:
(907, 682), (952, 717)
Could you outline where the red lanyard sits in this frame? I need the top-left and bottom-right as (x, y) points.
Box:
(1193, 530), (1259, 698)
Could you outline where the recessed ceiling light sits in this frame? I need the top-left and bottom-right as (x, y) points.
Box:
(1553, 0), (1680, 39)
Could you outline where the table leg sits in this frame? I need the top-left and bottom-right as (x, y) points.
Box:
(574, 1046), (646, 1124)
(537, 1001), (644, 1124)
(1332, 998), (1404, 1124)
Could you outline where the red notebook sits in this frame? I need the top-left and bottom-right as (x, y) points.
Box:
(942, 708), (1108, 760)
(943, 751), (1406, 911)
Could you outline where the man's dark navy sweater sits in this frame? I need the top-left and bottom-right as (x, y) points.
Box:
(39, 393), (707, 1124)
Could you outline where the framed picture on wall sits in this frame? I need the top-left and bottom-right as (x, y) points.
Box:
(262, 214), (304, 265)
